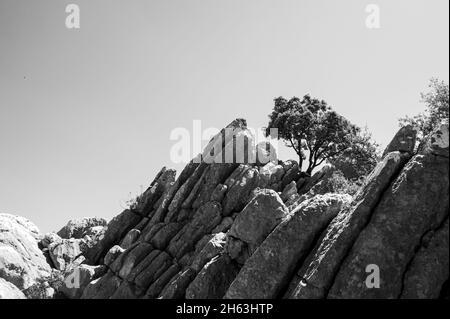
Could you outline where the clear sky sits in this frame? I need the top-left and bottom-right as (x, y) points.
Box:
(0, 0), (448, 233)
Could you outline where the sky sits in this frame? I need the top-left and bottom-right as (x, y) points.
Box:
(0, 0), (448, 233)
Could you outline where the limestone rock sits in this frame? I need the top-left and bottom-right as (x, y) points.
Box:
(0, 277), (26, 299)
(186, 255), (239, 299)
(328, 150), (449, 298)
(84, 209), (142, 264)
(57, 217), (107, 239)
(223, 165), (260, 215)
(225, 194), (350, 299)
(39, 232), (62, 249)
(104, 245), (125, 267)
(401, 219), (449, 299)
(288, 152), (411, 299)
(0, 214), (51, 290)
(382, 125), (417, 157)
(227, 189), (288, 262)
(48, 239), (84, 271)
(60, 264), (107, 299)
(191, 232), (227, 272)
(418, 120), (449, 158)
(120, 229), (141, 250)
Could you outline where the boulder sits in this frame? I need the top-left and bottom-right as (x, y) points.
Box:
(57, 217), (107, 239)
(227, 189), (288, 262)
(0, 277), (26, 299)
(225, 194), (350, 299)
(48, 239), (83, 271)
(0, 214), (51, 290)
(39, 232), (62, 249)
(120, 229), (141, 250)
(84, 209), (143, 264)
(258, 162), (285, 190)
(104, 245), (125, 267)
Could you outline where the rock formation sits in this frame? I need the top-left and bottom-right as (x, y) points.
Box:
(0, 214), (51, 297)
(0, 118), (448, 299)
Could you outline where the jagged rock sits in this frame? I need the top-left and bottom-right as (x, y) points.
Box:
(226, 189), (288, 262)
(200, 118), (255, 165)
(0, 277), (26, 299)
(401, 218), (449, 299)
(148, 167), (190, 224)
(288, 152), (411, 299)
(258, 162), (285, 190)
(133, 167), (178, 216)
(299, 164), (334, 195)
(186, 254), (239, 299)
(57, 217), (107, 239)
(39, 232), (62, 249)
(382, 125), (417, 157)
(191, 164), (238, 210)
(60, 264), (107, 299)
(0, 214), (51, 291)
(225, 194), (350, 299)
(165, 163), (207, 222)
(48, 238), (83, 271)
(84, 209), (143, 264)
(328, 148), (449, 298)
(47, 119), (449, 300)
(281, 160), (300, 189)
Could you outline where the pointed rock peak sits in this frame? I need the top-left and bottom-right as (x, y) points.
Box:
(382, 125), (418, 158)
(225, 118), (247, 130)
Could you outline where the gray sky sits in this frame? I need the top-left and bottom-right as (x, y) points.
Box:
(0, 0), (448, 233)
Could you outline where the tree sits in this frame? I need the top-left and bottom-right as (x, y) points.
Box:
(329, 127), (380, 180)
(399, 78), (449, 143)
(266, 95), (373, 175)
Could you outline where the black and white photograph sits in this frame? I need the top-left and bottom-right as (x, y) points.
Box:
(0, 0), (448, 313)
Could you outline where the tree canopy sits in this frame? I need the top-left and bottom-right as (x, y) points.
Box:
(266, 95), (378, 176)
(399, 78), (449, 143)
